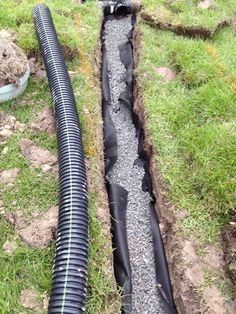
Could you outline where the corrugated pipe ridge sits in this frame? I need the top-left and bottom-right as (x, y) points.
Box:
(33, 4), (88, 314)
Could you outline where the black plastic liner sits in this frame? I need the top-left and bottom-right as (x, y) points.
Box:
(102, 15), (177, 313)
(33, 4), (88, 313)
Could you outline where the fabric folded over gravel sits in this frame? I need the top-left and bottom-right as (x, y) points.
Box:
(103, 16), (166, 313)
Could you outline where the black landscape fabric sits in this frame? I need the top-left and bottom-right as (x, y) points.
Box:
(102, 14), (177, 314)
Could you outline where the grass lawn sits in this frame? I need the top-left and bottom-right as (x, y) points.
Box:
(137, 1), (236, 244)
(141, 0), (236, 30)
(1, 0), (236, 312)
(0, 0), (119, 313)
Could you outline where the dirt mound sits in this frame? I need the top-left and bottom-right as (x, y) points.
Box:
(0, 39), (28, 87)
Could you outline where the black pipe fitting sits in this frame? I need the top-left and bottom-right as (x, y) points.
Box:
(33, 4), (88, 313)
(103, 0), (140, 18)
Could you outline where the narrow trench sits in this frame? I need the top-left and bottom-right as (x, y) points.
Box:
(101, 14), (177, 314)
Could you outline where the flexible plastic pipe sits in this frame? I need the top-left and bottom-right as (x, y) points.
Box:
(33, 4), (88, 313)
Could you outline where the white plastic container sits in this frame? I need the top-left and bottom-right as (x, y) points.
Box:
(0, 64), (30, 103)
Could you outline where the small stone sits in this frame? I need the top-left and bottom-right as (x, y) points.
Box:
(0, 208), (5, 215)
(7, 183), (15, 188)
(0, 168), (20, 184)
(198, 0), (215, 9)
(3, 240), (17, 253)
(155, 67), (176, 82)
(2, 147), (9, 155)
(42, 292), (49, 310)
(42, 164), (52, 173)
(4, 124), (12, 130)
(177, 209), (190, 220)
(15, 122), (26, 132)
(0, 129), (13, 138)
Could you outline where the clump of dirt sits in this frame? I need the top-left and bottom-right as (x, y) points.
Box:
(19, 138), (57, 169)
(61, 44), (79, 60)
(3, 240), (18, 253)
(19, 206), (58, 248)
(0, 168), (20, 184)
(0, 39), (28, 87)
(1, 206), (58, 248)
(198, 0), (216, 10)
(29, 57), (46, 79)
(30, 107), (56, 136)
(0, 111), (25, 143)
(20, 288), (44, 313)
(3, 210), (30, 230)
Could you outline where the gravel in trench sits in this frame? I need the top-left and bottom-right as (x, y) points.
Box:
(103, 17), (166, 314)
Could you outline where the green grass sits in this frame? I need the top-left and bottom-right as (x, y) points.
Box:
(0, 218), (53, 313)
(141, 0), (236, 29)
(0, 1), (119, 312)
(0, 0), (82, 55)
(137, 16), (236, 243)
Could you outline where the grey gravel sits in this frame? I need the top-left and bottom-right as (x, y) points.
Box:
(103, 17), (166, 314)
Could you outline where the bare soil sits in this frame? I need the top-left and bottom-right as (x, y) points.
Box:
(30, 107), (56, 136)
(20, 287), (48, 313)
(0, 39), (28, 87)
(1, 206), (58, 248)
(19, 138), (57, 169)
(19, 206), (58, 248)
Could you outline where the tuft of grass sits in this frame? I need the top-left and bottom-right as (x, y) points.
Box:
(170, 39), (219, 86)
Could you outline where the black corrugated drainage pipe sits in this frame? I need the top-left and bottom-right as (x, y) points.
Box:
(103, 0), (140, 18)
(33, 4), (88, 314)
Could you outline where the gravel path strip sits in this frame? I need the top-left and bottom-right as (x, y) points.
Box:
(103, 16), (166, 314)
